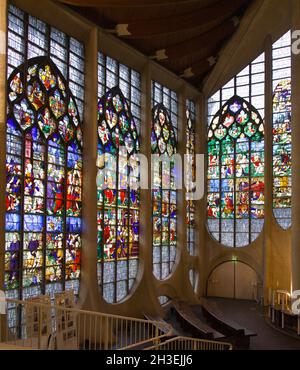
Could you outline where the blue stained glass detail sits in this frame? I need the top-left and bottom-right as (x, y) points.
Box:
(68, 140), (81, 153)
(7, 118), (19, 132)
(5, 213), (21, 231)
(30, 126), (40, 141)
(66, 217), (81, 233)
(24, 214), (43, 231)
(67, 150), (81, 168)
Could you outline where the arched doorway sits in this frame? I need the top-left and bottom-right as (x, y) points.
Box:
(207, 261), (259, 301)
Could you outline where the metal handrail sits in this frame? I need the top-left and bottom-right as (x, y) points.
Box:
(145, 336), (233, 350)
(0, 297), (173, 350)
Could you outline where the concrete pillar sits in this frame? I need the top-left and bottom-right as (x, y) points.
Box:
(79, 27), (101, 311)
(177, 86), (189, 298)
(291, 0), (300, 293)
(197, 93), (206, 298)
(263, 35), (274, 303)
(180, 90), (202, 303)
(0, 0), (7, 341)
(137, 62), (158, 312)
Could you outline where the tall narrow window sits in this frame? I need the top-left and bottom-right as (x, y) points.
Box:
(186, 100), (196, 256)
(207, 53), (265, 248)
(272, 31), (292, 229)
(207, 96), (264, 247)
(97, 53), (141, 303)
(5, 5), (84, 307)
(151, 82), (178, 280)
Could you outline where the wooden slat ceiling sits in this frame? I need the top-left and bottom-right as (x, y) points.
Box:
(57, 0), (253, 89)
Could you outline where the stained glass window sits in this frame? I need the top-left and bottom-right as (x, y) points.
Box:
(97, 53), (141, 303)
(272, 31), (292, 229)
(186, 100), (196, 256)
(207, 96), (265, 247)
(208, 53), (265, 126)
(207, 53), (265, 248)
(152, 82), (178, 137)
(5, 5), (84, 309)
(152, 82), (178, 280)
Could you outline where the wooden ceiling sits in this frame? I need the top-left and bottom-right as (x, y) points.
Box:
(57, 0), (253, 89)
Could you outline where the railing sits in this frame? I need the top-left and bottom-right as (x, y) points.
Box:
(267, 288), (291, 308)
(0, 297), (173, 350)
(145, 336), (232, 350)
(267, 288), (300, 334)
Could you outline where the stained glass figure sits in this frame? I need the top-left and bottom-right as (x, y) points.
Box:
(207, 95), (265, 248)
(272, 79), (291, 229)
(152, 103), (177, 280)
(5, 56), (82, 301)
(97, 86), (140, 303)
(272, 30), (292, 230)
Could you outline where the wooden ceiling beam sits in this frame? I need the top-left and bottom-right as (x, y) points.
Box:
(160, 44), (217, 72)
(57, 0), (200, 8)
(162, 44), (218, 65)
(188, 72), (211, 88)
(153, 17), (239, 60)
(112, 0), (247, 37)
(57, 0), (253, 87)
(181, 56), (217, 79)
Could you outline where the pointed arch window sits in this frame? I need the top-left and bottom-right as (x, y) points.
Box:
(272, 31), (292, 229)
(207, 96), (265, 248)
(97, 88), (140, 303)
(207, 53), (265, 126)
(97, 52), (141, 303)
(5, 56), (83, 301)
(5, 5), (84, 308)
(151, 103), (177, 280)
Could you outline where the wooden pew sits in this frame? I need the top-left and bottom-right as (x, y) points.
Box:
(199, 298), (256, 349)
(172, 300), (225, 341)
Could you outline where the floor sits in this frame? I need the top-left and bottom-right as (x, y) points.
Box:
(207, 298), (300, 350)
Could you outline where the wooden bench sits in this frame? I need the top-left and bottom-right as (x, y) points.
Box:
(199, 298), (256, 349)
(172, 300), (225, 341)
